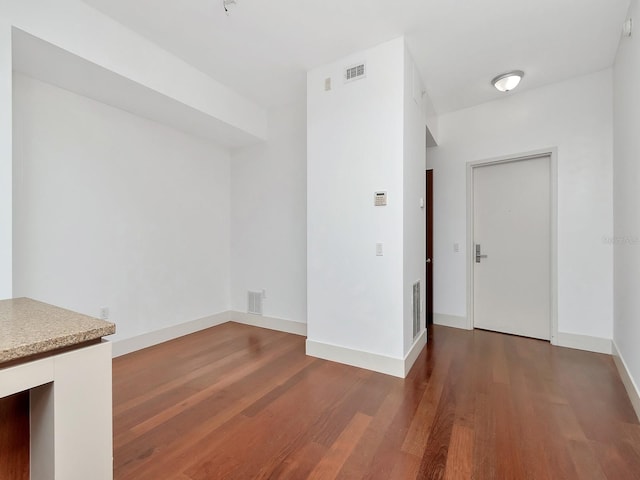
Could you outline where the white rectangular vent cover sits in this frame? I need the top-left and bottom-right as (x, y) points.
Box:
(248, 291), (263, 315)
(412, 281), (421, 338)
(345, 63), (366, 83)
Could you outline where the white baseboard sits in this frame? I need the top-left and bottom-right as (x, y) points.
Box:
(306, 339), (407, 378)
(230, 311), (307, 337)
(555, 332), (612, 355)
(404, 329), (427, 376)
(112, 311), (307, 357)
(112, 311), (230, 357)
(432, 316), (611, 356)
(612, 341), (640, 422)
(433, 313), (469, 330)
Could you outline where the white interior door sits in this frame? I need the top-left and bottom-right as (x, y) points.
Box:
(473, 156), (551, 340)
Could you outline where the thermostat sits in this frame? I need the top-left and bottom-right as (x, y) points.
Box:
(374, 191), (388, 206)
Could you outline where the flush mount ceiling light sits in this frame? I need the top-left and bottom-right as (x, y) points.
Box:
(491, 70), (524, 92)
(223, 0), (237, 15)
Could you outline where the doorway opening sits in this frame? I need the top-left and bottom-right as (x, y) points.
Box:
(426, 169), (433, 327)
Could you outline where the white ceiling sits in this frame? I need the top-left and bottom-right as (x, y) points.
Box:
(81, 0), (630, 114)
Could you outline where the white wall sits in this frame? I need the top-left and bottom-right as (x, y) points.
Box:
(403, 47), (427, 353)
(428, 69), (614, 340)
(230, 102), (307, 324)
(307, 37), (405, 359)
(613, 0), (640, 400)
(0, 23), (11, 298)
(0, 0), (267, 300)
(13, 74), (231, 342)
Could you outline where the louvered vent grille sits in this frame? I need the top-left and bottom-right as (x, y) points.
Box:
(413, 281), (421, 338)
(248, 291), (263, 315)
(345, 63), (366, 82)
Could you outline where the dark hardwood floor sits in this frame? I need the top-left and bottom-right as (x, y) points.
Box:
(0, 391), (29, 480)
(113, 323), (640, 479)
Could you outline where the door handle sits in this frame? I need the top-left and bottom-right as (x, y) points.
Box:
(426, 258), (431, 264)
(475, 244), (488, 263)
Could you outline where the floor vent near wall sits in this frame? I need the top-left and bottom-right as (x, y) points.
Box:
(248, 291), (263, 315)
(413, 281), (421, 338)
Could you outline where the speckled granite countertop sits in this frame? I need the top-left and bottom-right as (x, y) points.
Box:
(0, 297), (115, 365)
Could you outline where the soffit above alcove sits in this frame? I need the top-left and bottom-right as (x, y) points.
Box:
(12, 28), (265, 149)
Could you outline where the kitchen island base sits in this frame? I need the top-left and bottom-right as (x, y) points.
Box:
(0, 341), (113, 480)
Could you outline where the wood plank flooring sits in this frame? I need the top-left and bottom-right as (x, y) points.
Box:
(113, 323), (640, 479)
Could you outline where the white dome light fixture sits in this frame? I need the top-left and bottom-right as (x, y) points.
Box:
(491, 70), (525, 92)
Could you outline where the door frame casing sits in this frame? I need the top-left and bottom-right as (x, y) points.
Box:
(465, 148), (558, 345)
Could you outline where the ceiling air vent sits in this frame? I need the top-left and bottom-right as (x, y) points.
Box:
(344, 63), (366, 83)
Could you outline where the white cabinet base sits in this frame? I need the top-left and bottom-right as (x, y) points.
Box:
(0, 341), (112, 480)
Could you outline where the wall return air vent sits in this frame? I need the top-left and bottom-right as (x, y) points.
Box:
(344, 63), (366, 83)
(412, 281), (421, 338)
(247, 291), (263, 315)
